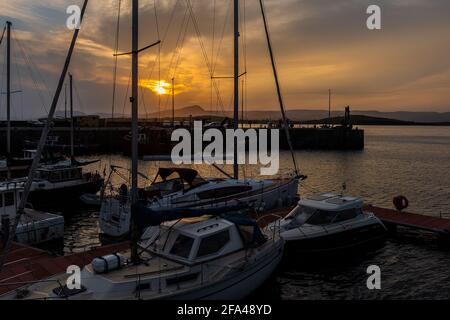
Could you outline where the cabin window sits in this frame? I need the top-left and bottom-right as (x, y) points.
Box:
(49, 172), (61, 182)
(34, 170), (48, 180)
(286, 205), (316, 227)
(333, 209), (360, 223)
(72, 169), (82, 180)
(4, 192), (14, 207)
(306, 210), (338, 226)
(197, 186), (252, 200)
(61, 170), (69, 180)
(169, 234), (194, 259)
(196, 230), (230, 258)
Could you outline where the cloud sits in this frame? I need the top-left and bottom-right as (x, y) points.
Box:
(1, 0), (450, 120)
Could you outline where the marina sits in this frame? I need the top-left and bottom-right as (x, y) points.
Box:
(0, 0), (449, 302)
(1, 204), (450, 299)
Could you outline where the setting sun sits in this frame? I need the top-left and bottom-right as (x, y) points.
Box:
(139, 79), (171, 95)
(153, 80), (170, 95)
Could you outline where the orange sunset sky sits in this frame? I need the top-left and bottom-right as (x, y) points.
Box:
(1, 0), (450, 119)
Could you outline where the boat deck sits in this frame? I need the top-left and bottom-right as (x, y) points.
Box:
(367, 205), (450, 234)
(0, 241), (129, 296)
(21, 209), (63, 223)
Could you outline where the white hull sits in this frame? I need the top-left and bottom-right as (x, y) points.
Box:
(4, 210), (64, 246)
(166, 241), (283, 300)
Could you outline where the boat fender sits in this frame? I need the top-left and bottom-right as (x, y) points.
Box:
(92, 253), (124, 274)
(393, 195), (409, 211)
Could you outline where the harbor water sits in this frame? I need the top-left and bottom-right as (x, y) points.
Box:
(59, 125), (450, 299)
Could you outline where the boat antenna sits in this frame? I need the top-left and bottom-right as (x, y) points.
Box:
(258, 0), (299, 177)
(0, 0), (90, 271)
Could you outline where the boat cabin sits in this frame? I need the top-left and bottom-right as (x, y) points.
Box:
(140, 217), (263, 265)
(0, 184), (22, 219)
(283, 193), (365, 227)
(33, 166), (83, 183)
(22, 149), (37, 160)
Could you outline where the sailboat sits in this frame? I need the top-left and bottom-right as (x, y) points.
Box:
(0, 22), (66, 181)
(0, 72), (104, 211)
(99, 0), (303, 238)
(1, 0), (286, 300)
(100, 167), (298, 237)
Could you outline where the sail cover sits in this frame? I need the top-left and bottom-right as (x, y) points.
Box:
(154, 168), (200, 186)
(131, 201), (248, 229)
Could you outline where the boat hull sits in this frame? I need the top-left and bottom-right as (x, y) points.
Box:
(28, 179), (104, 211)
(284, 222), (387, 258)
(15, 212), (65, 246)
(164, 241), (284, 300)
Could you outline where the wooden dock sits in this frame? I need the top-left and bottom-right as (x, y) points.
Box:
(0, 241), (129, 296)
(367, 206), (450, 235)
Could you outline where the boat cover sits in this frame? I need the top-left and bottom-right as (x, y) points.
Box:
(154, 168), (200, 186)
(131, 201), (247, 228)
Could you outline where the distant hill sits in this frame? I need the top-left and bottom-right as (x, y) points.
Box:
(304, 115), (416, 126)
(147, 105), (450, 123)
(53, 105), (446, 124)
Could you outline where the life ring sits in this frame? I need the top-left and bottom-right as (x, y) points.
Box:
(393, 195), (409, 211)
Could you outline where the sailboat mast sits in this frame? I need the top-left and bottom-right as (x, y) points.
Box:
(130, 0), (139, 263)
(172, 77), (175, 127)
(258, 0), (299, 176)
(6, 21), (11, 156)
(65, 83), (68, 119)
(131, 0), (138, 204)
(0, 0), (89, 272)
(233, 0), (239, 180)
(69, 73), (74, 158)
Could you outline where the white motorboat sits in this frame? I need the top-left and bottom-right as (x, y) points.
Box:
(272, 193), (387, 256)
(99, 168), (299, 237)
(3, 211), (284, 300)
(0, 183), (64, 245)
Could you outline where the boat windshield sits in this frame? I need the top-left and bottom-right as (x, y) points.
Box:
(286, 205), (317, 227)
(287, 205), (345, 226)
